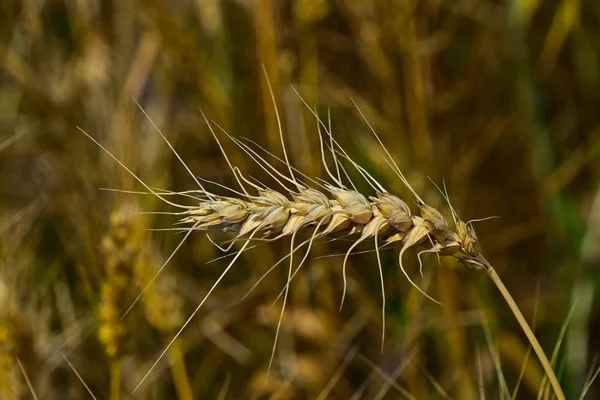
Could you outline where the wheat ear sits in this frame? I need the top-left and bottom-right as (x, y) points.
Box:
(81, 90), (565, 399)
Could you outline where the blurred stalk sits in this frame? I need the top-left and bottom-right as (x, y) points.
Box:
(145, 0), (231, 124)
(254, 0), (281, 152)
(397, 0), (434, 168)
(109, 30), (161, 191)
(404, 284), (430, 400)
(341, 0), (404, 133)
(167, 340), (194, 400)
(538, 0), (580, 76)
(294, 0), (328, 177)
(437, 266), (476, 399)
(135, 243), (193, 400)
(110, 361), (121, 400)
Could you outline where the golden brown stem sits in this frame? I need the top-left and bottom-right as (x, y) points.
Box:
(254, 0), (281, 151)
(167, 339), (194, 400)
(487, 267), (565, 400)
(110, 361), (120, 400)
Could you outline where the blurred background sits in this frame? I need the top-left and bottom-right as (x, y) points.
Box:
(1, 0), (599, 398)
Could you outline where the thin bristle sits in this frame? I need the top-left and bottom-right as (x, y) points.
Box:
(133, 98), (215, 201)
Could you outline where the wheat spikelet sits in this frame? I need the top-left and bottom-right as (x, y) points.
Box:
(79, 82), (564, 399)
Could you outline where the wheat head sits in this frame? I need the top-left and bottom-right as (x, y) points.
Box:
(78, 82), (564, 399)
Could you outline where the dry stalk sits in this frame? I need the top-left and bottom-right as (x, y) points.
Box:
(79, 86), (565, 399)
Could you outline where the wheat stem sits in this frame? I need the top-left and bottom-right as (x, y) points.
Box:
(487, 267), (565, 400)
(167, 339), (194, 400)
(110, 361), (120, 400)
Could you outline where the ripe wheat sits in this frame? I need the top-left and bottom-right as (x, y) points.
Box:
(78, 78), (565, 399)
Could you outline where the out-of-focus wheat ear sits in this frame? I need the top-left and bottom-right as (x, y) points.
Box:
(99, 203), (144, 398)
(261, 64), (303, 192)
(122, 221), (201, 319)
(133, 98), (215, 201)
(132, 229), (258, 394)
(61, 353), (98, 400)
(398, 220), (441, 305)
(77, 127), (194, 210)
(199, 108), (252, 196)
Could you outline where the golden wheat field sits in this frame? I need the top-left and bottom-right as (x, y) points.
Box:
(1, 1), (600, 399)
